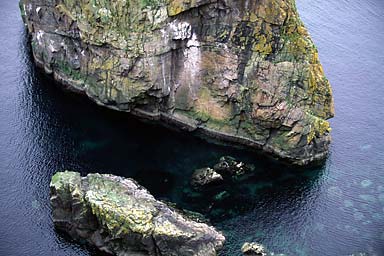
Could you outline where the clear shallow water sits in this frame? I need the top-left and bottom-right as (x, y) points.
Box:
(0, 0), (383, 255)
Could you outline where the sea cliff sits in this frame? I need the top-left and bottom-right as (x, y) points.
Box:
(20, 0), (334, 165)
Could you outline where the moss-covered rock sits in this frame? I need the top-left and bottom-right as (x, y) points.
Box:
(50, 171), (225, 256)
(21, 0), (334, 165)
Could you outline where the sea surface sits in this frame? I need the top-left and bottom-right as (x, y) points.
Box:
(0, 0), (383, 255)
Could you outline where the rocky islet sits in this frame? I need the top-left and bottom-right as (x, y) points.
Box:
(50, 171), (226, 256)
(20, 0), (334, 165)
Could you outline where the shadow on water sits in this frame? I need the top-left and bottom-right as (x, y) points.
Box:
(16, 30), (327, 256)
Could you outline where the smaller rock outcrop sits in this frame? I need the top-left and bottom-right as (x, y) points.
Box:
(190, 156), (255, 191)
(241, 242), (268, 256)
(191, 168), (223, 189)
(184, 157), (257, 218)
(241, 242), (286, 256)
(50, 171), (225, 256)
(213, 156), (255, 181)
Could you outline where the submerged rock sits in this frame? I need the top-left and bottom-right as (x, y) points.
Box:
(50, 171), (225, 256)
(190, 156), (255, 190)
(185, 157), (258, 218)
(20, 0), (334, 165)
(214, 156), (255, 180)
(241, 242), (287, 256)
(241, 242), (268, 256)
(191, 167), (223, 189)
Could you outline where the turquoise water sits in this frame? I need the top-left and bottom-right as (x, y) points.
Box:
(0, 0), (383, 255)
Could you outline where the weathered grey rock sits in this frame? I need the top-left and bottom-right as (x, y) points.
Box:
(50, 171), (225, 256)
(191, 167), (223, 189)
(241, 242), (287, 256)
(20, 0), (334, 165)
(241, 242), (268, 256)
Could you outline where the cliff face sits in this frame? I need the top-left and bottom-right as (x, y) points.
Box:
(20, 0), (334, 165)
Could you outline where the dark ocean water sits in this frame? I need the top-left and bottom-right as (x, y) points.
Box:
(0, 0), (383, 255)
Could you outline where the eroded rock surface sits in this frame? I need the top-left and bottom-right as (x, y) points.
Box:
(50, 171), (225, 256)
(20, 0), (334, 165)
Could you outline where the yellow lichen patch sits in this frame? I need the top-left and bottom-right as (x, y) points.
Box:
(311, 51), (320, 64)
(308, 64), (324, 92)
(253, 34), (273, 55)
(88, 55), (118, 72)
(285, 20), (297, 36)
(251, 20), (273, 57)
(284, 34), (309, 59)
(89, 200), (154, 234)
(154, 219), (192, 238)
(306, 63), (334, 119)
(297, 25), (308, 36)
(296, 37), (308, 53)
(257, 0), (288, 25)
(167, 0), (191, 16)
(85, 175), (157, 235)
(249, 12), (258, 22)
(307, 115), (331, 144)
(194, 87), (231, 121)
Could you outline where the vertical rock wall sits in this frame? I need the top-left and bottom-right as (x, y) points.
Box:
(20, 0), (334, 165)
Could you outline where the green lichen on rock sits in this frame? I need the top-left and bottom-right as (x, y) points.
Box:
(21, 0), (334, 165)
(50, 171), (225, 255)
(85, 173), (157, 235)
(306, 114), (331, 144)
(50, 171), (82, 196)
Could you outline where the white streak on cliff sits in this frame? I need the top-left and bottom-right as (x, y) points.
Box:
(184, 33), (201, 93)
(36, 30), (44, 45)
(170, 20), (192, 40)
(48, 40), (58, 52)
(160, 55), (170, 94)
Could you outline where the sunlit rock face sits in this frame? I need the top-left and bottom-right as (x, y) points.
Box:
(20, 0), (334, 165)
(50, 171), (225, 256)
